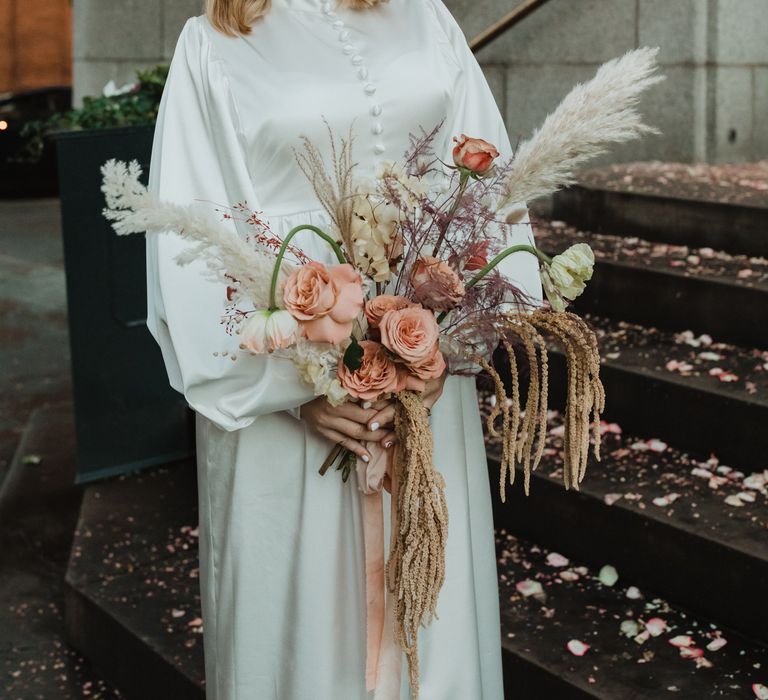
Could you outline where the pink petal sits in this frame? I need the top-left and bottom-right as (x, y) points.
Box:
(706, 637), (727, 651)
(669, 635), (694, 648)
(648, 439), (668, 452)
(753, 683), (768, 699)
(546, 552), (570, 567)
(645, 618), (667, 636)
(516, 579), (544, 598)
(567, 639), (590, 656)
(679, 646), (705, 659)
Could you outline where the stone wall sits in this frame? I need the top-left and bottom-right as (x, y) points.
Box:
(72, 0), (768, 163)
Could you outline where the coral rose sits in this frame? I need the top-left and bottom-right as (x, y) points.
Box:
(452, 134), (500, 175)
(283, 261), (364, 344)
(364, 294), (415, 328)
(379, 306), (446, 380)
(337, 341), (402, 401)
(410, 256), (465, 312)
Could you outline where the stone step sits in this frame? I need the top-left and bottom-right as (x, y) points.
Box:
(64, 461), (204, 700)
(552, 162), (768, 258)
(495, 529), (768, 699)
(483, 396), (768, 644)
(552, 184), (768, 259)
(495, 313), (768, 473)
(533, 219), (768, 349)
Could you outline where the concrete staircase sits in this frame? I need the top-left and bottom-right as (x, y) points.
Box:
(490, 181), (768, 697)
(59, 175), (768, 698)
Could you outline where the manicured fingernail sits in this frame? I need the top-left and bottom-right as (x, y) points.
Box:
(362, 454), (370, 463)
(384, 441), (393, 449)
(362, 401), (372, 409)
(370, 422), (380, 431)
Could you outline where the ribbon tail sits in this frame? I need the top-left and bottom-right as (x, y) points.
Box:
(362, 489), (386, 691)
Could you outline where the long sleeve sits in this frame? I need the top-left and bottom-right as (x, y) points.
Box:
(428, 0), (544, 310)
(146, 16), (316, 432)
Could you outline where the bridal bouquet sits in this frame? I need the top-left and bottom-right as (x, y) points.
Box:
(101, 47), (663, 698)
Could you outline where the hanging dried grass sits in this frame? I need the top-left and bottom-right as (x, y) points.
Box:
(386, 390), (449, 698)
(481, 308), (605, 500)
(293, 121), (358, 265)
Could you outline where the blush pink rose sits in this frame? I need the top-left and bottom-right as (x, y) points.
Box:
(337, 341), (402, 401)
(379, 306), (446, 380)
(283, 261), (364, 344)
(410, 256), (466, 312)
(452, 134), (500, 175)
(364, 294), (415, 329)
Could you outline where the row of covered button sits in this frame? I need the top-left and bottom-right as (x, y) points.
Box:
(320, 1), (386, 155)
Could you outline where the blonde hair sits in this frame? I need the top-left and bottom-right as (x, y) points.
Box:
(205, 0), (389, 36)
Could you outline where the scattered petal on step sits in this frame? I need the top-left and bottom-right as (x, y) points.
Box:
(516, 579), (544, 599)
(633, 629), (651, 644)
(620, 619), (640, 637)
(626, 586), (642, 600)
(648, 439), (668, 452)
(669, 635), (694, 648)
(604, 493), (623, 506)
(21, 454), (42, 465)
(694, 656), (713, 668)
(753, 683), (768, 699)
(598, 565), (619, 586)
(679, 646), (705, 659)
(737, 491), (757, 503)
(645, 617), (667, 636)
(546, 552), (569, 567)
(725, 494), (746, 507)
(706, 637), (727, 651)
(698, 351), (722, 361)
(566, 639), (590, 656)
(652, 493), (680, 507)
(171, 608), (185, 618)
(559, 570), (580, 582)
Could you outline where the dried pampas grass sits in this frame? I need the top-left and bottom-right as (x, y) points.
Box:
(100, 158), (288, 308)
(500, 47), (665, 208)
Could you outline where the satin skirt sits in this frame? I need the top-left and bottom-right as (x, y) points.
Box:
(194, 373), (505, 700)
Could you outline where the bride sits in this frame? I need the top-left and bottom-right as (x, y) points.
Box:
(146, 0), (541, 697)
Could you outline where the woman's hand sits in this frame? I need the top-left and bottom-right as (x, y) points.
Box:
(368, 370), (449, 448)
(301, 396), (391, 462)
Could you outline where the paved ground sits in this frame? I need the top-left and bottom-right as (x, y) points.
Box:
(0, 198), (122, 699)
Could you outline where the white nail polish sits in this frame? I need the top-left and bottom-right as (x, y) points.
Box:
(384, 441), (393, 449)
(370, 422), (379, 431)
(362, 454), (370, 463)
(362, 401), (372, 409)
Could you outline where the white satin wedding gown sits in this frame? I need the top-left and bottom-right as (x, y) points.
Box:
(146, 1), (542, 698)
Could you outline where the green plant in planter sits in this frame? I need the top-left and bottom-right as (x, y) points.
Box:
(18, 63), (169, 163)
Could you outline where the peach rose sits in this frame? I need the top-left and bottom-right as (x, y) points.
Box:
(364, 294), (415, 328)
(452, 134), (499, 175)
(410, 256), (465, 311)
(337, 341), (402, 401)
(283, 261), (364, 344)
(379, 306), (445, 380)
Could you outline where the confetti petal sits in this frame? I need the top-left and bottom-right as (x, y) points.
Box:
(546, 552), (570, 567)
(567, 639), (590, 656)
(598, 565), (619, 586)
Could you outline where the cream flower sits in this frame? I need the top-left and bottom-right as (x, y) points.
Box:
(350, 188), (403, 283)
(375, 160), (430, 208)
(292, 339), (349, 405)
(239, 309), (299, 354)
(549, 243), (595, 300)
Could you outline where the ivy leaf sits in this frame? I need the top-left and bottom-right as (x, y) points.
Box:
(343, 338), (364, 372)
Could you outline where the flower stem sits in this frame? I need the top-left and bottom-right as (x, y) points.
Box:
(269, 224), (347, 310)
(435, 244), (552, 323)
(432, 169), (470, 258)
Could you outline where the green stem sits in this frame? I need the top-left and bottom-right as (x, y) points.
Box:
(436, 244), (552, 323)
(269, 224), (346, 310)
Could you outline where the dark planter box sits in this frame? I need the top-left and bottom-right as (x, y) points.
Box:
(55, 125), (192, 484)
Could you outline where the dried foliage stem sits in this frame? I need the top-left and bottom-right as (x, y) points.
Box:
(386, 390), (449, 698)
(481, 309), (604, 501)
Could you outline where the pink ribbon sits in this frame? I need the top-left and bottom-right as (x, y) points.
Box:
(356, 443), (402, 699)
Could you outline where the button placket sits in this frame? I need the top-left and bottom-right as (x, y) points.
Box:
(320, 4), (385, 158)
